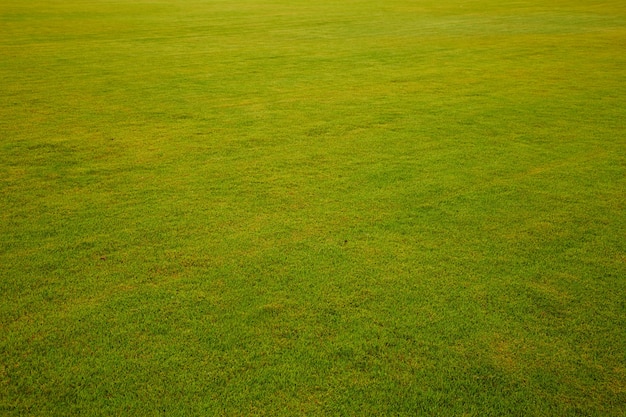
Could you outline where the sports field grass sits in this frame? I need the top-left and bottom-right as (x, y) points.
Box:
(1, 0), (625, 415)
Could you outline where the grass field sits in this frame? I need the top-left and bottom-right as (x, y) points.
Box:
(1, 0), (625, 415)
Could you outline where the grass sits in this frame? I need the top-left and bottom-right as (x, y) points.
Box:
(1, 0), (625, 415)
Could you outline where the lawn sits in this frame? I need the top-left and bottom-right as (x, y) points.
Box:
(1, 0), (625, 415)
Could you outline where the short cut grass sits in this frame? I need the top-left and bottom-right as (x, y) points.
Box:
(1, 0), (625, 415)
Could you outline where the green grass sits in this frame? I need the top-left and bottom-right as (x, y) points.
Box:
(1, 0), (625, 415)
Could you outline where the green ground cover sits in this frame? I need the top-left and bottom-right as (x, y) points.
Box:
(1, 0), (625, 415)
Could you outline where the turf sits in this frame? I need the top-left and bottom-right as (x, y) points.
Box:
(1, 0), (625, 415)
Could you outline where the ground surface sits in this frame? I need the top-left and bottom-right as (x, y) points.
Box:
(1, 0), (625, 415)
